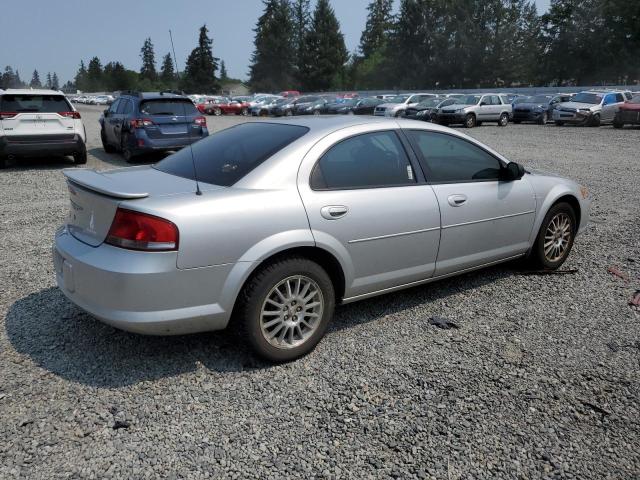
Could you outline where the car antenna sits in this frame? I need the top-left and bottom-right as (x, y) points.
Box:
(170, 29), (202, 196)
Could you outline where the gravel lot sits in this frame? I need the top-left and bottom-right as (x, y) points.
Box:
(1, 105), (639, 479)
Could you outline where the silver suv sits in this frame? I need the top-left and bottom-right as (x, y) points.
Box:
(435, 93), (512, 128)
(374, 93), (437, 117)
(552, 90), (633, 127)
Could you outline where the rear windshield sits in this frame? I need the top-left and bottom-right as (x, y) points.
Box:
(154, 123), (309, 187)
(140, 99), (198, 116)
(0, 94), (71, 112)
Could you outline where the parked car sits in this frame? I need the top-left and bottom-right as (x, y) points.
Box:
(0, 89), (87, 168)
(325, 98), (360, 114)
(512, 94), (573, 124)
(54, 116), (591, 361)
(294, 96), (337, 115)
(250, 97), (286, 116)
(92, 95), (115, 106)
(404, 97), (457, 121)
(552, 90), (632, 126)
(278, 90), (300, 98)
(271, 97), (299, 117)
(435, 94), (512, 128)
(99, 91), (208, 162)
(613, 94), (640, 128)
(374, 93), (437, 117)
(205, 98), (251, 116)
(351, 97), (385, 115)
(247, 94), (278, 108)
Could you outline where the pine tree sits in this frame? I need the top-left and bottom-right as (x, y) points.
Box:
(103, 61), (134, 91)
(87, 57), (103, 91)
(249, 0), (295, 92)
(181, 24), (220, 93)
(290, 0), (311, 85)
(75, 60), (88, 91)
(160, 53), (176, 86)
(220, 60), (228, 81)
(359, 0), (394, 59)
(30, 69), (42, 88)
(51, 72), (60, 90)
(300, 0), (348, 91)
(140, 37), (157, 82)
(387, 0), (429, 89)
(46, 72), (53, 89)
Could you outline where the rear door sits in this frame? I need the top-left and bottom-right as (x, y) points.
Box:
(0, 94), (76, 140)
(139, 99), (199, 140)
(601, 93), (618, 122)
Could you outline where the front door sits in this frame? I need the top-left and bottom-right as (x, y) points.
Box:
(298, 127), (441, 298)
(406, 129), (536, 276)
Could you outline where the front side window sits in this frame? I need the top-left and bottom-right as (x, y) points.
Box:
(311, 131), (416, 190)
(155, 123), (309, 187)
(407, 130), (502, 183)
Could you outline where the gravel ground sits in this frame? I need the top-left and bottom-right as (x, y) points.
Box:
(1, 105), (639, 479)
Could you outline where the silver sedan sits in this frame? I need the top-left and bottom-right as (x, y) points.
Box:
(53, 117), (591, 361)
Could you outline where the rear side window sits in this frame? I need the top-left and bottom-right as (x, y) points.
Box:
(154, 123), (309, 187)
(116, 99), (128, 114)
(140, 99), (197, 116)
(0, 94), (71, 113)
(615, 93), (624, 103)
(407, 130), (502, 183)
(310, 131), (416, 190)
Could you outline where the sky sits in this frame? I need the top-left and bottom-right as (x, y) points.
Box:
(0, 0), (551, 85)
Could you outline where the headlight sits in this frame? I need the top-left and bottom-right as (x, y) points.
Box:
(416, 110), (426, 116)
(579, 108), (591, 113)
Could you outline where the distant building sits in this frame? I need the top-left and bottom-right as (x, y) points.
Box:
(221, 81), (250, 96)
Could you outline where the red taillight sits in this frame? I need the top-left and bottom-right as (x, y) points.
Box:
(59, 111), (81, 119)
(194, 116), (206, 126)
(0, 112), (18, 119)
(106, 208), (178, 251)
(130, 118), (155, 129)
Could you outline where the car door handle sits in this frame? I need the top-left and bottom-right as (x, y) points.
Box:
(320, 205), (348, 220)
(448, 194), (467, 207)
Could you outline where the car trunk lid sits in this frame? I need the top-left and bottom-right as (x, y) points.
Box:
(63, 166), (215, 247)
(138, 98), (201, 139)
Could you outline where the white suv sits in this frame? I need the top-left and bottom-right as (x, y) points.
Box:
(374, 93), (437, 117)
(0, 89), (87, 168)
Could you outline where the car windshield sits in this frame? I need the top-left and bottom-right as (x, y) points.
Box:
(513, 97), (532, 104)
(572, 93), (603, 104)
(0, 94), (71, 112)
(417, 98), (441, 108)
(387, 95), (410, 104)
(154, 123), (309, 187)
(531, 95), (552, 103)
(454, 95), (481, 105)
(336, 99), (357, 106)
(140, 99), (198, 115)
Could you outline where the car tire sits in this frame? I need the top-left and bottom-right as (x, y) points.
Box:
(464, 114), (476, 128)
(613, 119), (623, 129)
(101, 129), (116, 153)
(498, 113), (509, 127)
(241, 108), (249, 116)
(285, 110), (293, 117)
(538, 112), (548, 125)
(590, 114), (601, 127)
(0, 155), (10, 169)
(236, 256), (335, 362)
(529, 202), (577, 270)
(313, 110), (321, 116)
(73, 146), (87, 165)
(121, 133), (135, 163)
(555, 121), (564, 126)
(213, 108), (222, 116)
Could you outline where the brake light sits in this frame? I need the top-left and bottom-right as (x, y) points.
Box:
(194, 116), (206, 126)
(59, 111), (81, 119)
(0, 112), (17, 119)
(106, 208), (178, 251)
(130, 118), (155, 128)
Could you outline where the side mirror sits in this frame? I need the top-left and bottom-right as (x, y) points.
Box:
(103, 109), (110, 117)
(480, 101), (487, 106)
(503, 162), (525, 181)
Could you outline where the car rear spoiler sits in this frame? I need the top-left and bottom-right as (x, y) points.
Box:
(63, 169), (149, 199)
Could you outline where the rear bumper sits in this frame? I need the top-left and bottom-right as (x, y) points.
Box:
(130, 129), (209, 155)
(53, 227), (239, 335)
(0, 134), (85, 157)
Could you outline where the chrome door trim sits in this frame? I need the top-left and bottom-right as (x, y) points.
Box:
(348, 226), (441, 244)
(341, 253), (525, 304)
(442, 210), (535, 230)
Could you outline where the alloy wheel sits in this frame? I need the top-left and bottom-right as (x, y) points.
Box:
(259, 275), (324, 350)
(544, 212), (572, 262)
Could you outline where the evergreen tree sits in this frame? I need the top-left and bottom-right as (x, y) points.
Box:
(46, 72), (53, 89)
(30, 69), (42, 88)
(181, 24), (220, 93)
(75, 60), (88, 92)
(160, 53), (176, 86)
(249, 0), (295, 92)
(86, 56), (103, 91)
(51, 72), (60, 90)
(103, 61), (134, 91)
(220, 60), (228, 81)
(359, 0), (394, 59)
(300, 0), (348, 91)
(290, 0), (311, 85)
(139, 37), (157, 82)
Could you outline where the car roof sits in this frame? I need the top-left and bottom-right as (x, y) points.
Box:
(1, 88), (64, 95)
(120, 91), (187, 100)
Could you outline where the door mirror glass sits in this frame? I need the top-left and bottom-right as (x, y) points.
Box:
(503, 162), (525, 181)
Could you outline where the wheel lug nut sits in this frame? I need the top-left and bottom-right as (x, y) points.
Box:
(297, 307), (302, 312)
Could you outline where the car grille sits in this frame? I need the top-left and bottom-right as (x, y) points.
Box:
(515, 108), (531, 113)
(559, 108), (577, 113)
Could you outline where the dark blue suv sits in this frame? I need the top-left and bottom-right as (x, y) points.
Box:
(99, 91), (208, 161)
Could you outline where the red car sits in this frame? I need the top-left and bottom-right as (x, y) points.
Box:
(205, 97), (250, 116)
(613, 94), (640, 128)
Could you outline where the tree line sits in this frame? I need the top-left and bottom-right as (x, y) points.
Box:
(250, 0), (640, 92)
(1, 67), (63, 90)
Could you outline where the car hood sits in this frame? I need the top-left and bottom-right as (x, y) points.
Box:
(441, 105), (471, 112)
(558, 101), (597, 110)
(376, 103), (404, 109)
(514, 102), (547, 109)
